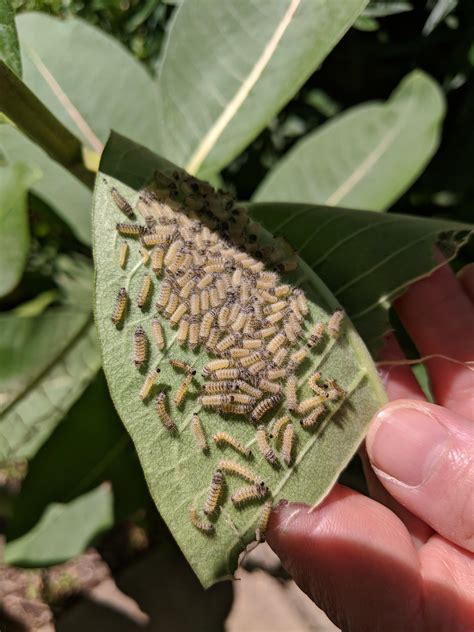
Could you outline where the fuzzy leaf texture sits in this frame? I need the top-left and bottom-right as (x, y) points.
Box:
(254, 71), (445, 211)
(156, 0), (369, 178)
(0, 0), (21, 76)
(93, 133), (386, 587)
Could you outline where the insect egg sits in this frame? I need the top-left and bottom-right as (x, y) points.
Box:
(111, 287), (127, 325)
(133, 325), (147, 368)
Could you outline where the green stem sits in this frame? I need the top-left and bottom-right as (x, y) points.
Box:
(0, 61), (94, 190)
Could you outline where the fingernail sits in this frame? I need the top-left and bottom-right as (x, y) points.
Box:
(367, 403), (449, 486)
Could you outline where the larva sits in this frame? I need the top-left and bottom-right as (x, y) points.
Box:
(174, 374), (193, 407)
(164, 239), (183, 267)
(263, 300), (287, 316)
(170, 358), (196, 375)
(205, 327), (221, 353)
(236, 380), (263, 398)
(286, 374), (298, 411)
(156, 392), (177, 432)
(293, 288), (309, 316)
(111, 287), (127, 325)
(242, 338), (262, 350)
(287, 347), (308, 373)
(197, 273), (213, 289)
(308, 371), (322, 393)
(139, 246), (150, 265)
(204, 469), (225, 516)
(133, 325), (147, 368)
(118, 241), (129, 268)
(164, 291), (179, 318)
(151, 245), (166, 274)
(327, 309), (344, 338)
(200, 394), (235, 408)
(250, 394), (281, 424)
(213, 367), (241, 380)
(247, 359), (267, 375)
(307, 323), (325, 348)
(256, 425), (279, 466)
(258, 379), (281, 395)
(297, 394), (326, 415)
(216, 333), (240, 354)
(199, 309), (216, 342)
(116, 222), (143, 238)
(265, 310), (286, 325)
(255, 500), (273, 542)
(177, 315), (190, 346)
(240, 351), (266, 368)
(202, 380), (238, 394)
(169, 302), (189, 327)
(190, 507), (214, 534)
(232, 392), (255, 405)
(200, 288), (210, 312)
(111, 186), (135, 219)
(217, 303), (231, 328)
(231, 483), (268, 507)
(219, 402), (253, 415)
(191, 413), (208, 452)
(229, 348), (251, 360)
(281, 423), (295, 465)
(260, 290), (278, 304)
(188, 317), (200, 349)
(141, 231), (173, 247)
(259, 325), (278, 338)
(213, 432), (252, 458)
(272, 348), (288, 366)
(155, 280), (172, 311)
(270, 415), (291, 440)
(190, 292), (200, 317)
(266, 367), (287, 381)
(139, 367), (161, 401)
(202, 358), (232, 377)
(137, 273), (152, 309)
(301, 404), (326, 429)
(218, 460), (264, 486)
(274, 284), (291, 298)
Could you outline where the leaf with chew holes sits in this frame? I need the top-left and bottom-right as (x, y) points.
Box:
(93, 132), (386, 588)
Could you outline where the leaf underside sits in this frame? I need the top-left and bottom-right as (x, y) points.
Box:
(94, 133), (386, 588)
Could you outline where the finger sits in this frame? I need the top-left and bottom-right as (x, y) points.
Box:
(360, 446), (434, 548)
(458, 263), (474, 305)
(366, 400), (474, 551)
(419, 535), (474, 631)
(267, 486), (424, 632)
(377, 333), (426, 402)
(395, 259), (474, 419)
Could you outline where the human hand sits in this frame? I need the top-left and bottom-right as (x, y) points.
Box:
(266, 261), (474, 632)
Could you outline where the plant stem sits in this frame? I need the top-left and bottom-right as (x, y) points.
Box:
(0, 61), (95, 190)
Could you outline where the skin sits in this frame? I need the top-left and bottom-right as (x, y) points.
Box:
(267, 261), (474, 632)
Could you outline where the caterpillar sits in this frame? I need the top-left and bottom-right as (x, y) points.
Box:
(213, 432), (252, 458)
(218, 459), (264, 486)
(191, 413), (208, 452)
(270, 415), (291, 440)
(204, 469), (225, 516)
(139, 367), (161, 401)
(156, 392), (177, 432)
(231, 483), (268, 507)
(118, 241), (129, 269)
(256, 425), (279, 466)
(111, 287), (127, 326)
(286, 374), (298, 412)
(281, 423), (295, 466)
(255, 501), (273, 542)
(300, 404), (326, 429)
(327, 309), (344, 338)
(190, 507), (214, 534)
(110, 187), (134, 219)
(174, 374), (193, 407)
(250, 395), (281, 424)
(133, 325), (147, 368)
(169, 358), (196, 376)
(137, 273), (152, 309)
(307, 323), (325, 349)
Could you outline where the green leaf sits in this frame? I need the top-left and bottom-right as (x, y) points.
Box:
(156, 0), (369, 177)
(93, 133), (386, 588)
(363, 1), (413, 17)
(8, 372), (151, 540)
(0, 161), (40, 298)
(0, 12), (161, 244)
(5, 484), (113, 566)
(0, 258), (101, 464)
(0, 0), (21, 76)
(248, 202), (473, 352)
(254, 71), (445, 211)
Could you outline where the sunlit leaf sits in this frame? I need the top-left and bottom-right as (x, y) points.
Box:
(5, 484), (113, 566)
(94, 133), (386, 587)
(0, 161), (40, 298)
(248, 202), (473, 351)
(156, 0), (369, 177)
(254, 71), (445, 211)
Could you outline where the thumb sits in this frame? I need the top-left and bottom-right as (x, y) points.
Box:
(366, 399), (474, 551)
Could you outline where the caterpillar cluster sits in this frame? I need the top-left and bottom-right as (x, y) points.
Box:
(108, 170), (346, 540)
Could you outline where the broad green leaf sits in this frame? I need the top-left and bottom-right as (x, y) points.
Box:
(0, 12), (161, 244)
(8, 372), (150, 540)
(0, 161), (40, 298)
(156, 0), (369, 177)
(248, 202), (473, 351)
(254, 71), (445, 211)
(0, 258), (101, 464)
(5, 484), (113, 566)
(93, 133), (386, 587)
(0, 0), (21, 76)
